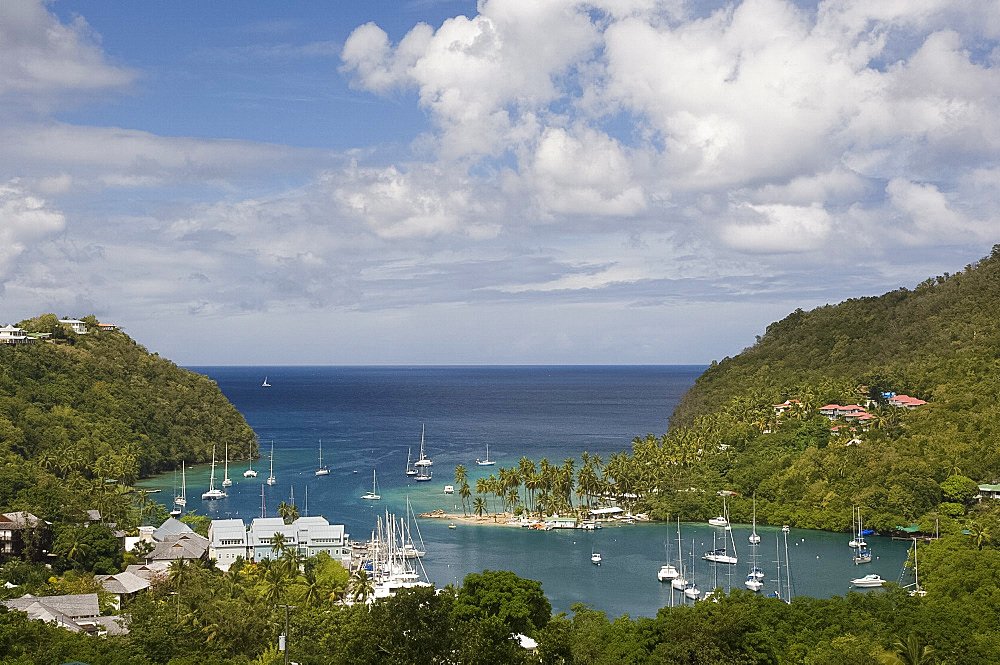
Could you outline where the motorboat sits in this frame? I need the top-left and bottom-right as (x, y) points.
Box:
(851, 574), (884, 588)
(443, 485), (454, 494)
(591, 552), (602, 565)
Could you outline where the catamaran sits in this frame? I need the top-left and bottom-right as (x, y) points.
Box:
(221, 442), (232, 487)
(243, 452), (258, 478)
(315, 439), (330, 476)
(202, 445), (228, 500)
(657, 533), (679, 582)
(414, 424), (432, 468)
(266, 440), (276, 486)
(362, 469), (381, 500)
(476, 443), (495, 466)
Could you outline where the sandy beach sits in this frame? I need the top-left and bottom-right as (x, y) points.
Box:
(418, 509), (525, 527)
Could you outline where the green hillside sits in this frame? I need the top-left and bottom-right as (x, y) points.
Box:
(631, 245), (1000, 532)
(0, 314), (255, 524)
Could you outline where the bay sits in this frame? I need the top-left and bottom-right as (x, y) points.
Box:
(140, 365), (912, 618)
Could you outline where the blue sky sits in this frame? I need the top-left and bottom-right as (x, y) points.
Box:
(1, 0), (998, 365)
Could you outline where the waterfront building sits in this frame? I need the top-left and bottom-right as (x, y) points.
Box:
(208, 518), (250, 571)
(212, 516), (351, 568)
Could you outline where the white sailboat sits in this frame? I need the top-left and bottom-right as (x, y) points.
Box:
(476, 443), (495, 466)
(657, 535), (679, 581)
(202, 445), (228, 500)
(708, 496), (730, 528)
(671, 517), (688, 591)
(684, 540), (700, 600)
(243, 452), (258, 478)
(169, 468), (182, 516)
(853, 509), (872, 564)
(315, 439), (330, 476)
(173, 462), (187, 508)
(906, 538), (927, 597)
(749, 494), (761, 544)
(266, 440), (276, 486)
(262, 376), (270, 387)
(401, 497), (426, 558)
(362, 469), (381, 500)
(415, 466), (433, 482)
(745, 520), (764, 591)
(405, 447), (418, 476)
(414, 424), (432, 468)
(704, 498), (738, 564)
(221, 442), (232, 487)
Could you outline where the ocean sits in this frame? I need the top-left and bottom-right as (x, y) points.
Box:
(141, 365), (911, 617)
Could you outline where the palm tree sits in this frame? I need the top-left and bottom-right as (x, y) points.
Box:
(167, 557), (188, 618)
(878, 634), (935, 664)
(57, 530), (92, 569)
(262, 562), (287, 607)
(472, 496), (486, 518)
(277, 501), (299, 524)
(270, 532), (288, 557)
(968, 519), (993, 550)
(350, 569), (375, 605)
(459, 482), (472, 516)
(455, 464), (467, 488)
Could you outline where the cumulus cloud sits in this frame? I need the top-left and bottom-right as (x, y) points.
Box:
(0, 180), (65, 280)
(0, 0), (134, 97)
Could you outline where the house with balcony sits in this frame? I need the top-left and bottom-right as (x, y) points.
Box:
(0, 325), (34, 345)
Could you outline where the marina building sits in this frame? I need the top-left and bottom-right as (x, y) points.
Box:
(209, 516), (351, 569)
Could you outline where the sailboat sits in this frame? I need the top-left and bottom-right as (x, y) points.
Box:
(262, 376), (270, 387)
(657, 534), (679, 581)
(243, 451), (258, 478)
(476, 443), (495, 466)
(905, 538), (927, 597)
(174, 461), (187, 507)
(704, 498), (738, 564)
(745, 514), (764, 591)
(266, 440), (276, 486)
(202, 445), (228, 500)
(401, 497), (426, 558)
(414, 424), (432, 468)
(853, 509), (872, 564)
(405, 447), (418, 476)
(749, 494), (761, 544)
(671, 517), (688, 591)
(708, 495), (730, 528)
(684, 540), (701, 600)
(169, 468), (182, 516)
(221, 442), (232, 487)
(315, 439), (330, 476)
(362, 469), (381, 500)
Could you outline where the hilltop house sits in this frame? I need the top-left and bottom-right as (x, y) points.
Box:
(888, 394), (927, 409)
(58, 319), (88, 334)
(0, 512), (48, 560)
(772, 399), (803, 416)
(0, 325), (33, 345)
(2, 593), (123, 635)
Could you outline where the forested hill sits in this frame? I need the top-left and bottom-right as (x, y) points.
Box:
(674, 244), (1000, 426)
(0, 315), (255, 518)
(610, 245), (1000, 532)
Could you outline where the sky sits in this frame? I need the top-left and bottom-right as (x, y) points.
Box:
(1, 0), (998, 365)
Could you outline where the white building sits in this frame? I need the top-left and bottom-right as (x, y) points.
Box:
(208, 518), (250, 571)
(212, 515), (350, 568)
(0, 325), (33, 345)
(58, 319), (88, 334)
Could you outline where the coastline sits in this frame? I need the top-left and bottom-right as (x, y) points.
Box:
(419, 509), (524, 527)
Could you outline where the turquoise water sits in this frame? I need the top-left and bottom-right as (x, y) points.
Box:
(140, 366), (912, 617)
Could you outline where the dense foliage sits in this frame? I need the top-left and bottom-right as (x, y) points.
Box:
(6, 519), (1000, 663)
(0, 314), (255, 528)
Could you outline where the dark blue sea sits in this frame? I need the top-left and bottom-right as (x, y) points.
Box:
(142, 366), (911, 617)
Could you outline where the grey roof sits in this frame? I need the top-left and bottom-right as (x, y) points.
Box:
(96, 615), (128, 636)
(152, 517), (193, 542)
(0, 512), (41, 528)
(249, 518), (296, 547)
(4, 593), (99, 619)
(124, 562), (170, 581)
(209, 518), (248, 546)
(146, 533), (208, 562)
(96, 571), (151, 595)
(302, 524), (346, 546)
(85, 510), (101, 521)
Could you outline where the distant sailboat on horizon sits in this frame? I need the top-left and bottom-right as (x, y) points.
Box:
(262, 376), (270, 387)
(476, 442), (495, 466)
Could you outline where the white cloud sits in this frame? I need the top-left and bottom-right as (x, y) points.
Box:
(0, 0), (134, 97)
(721, 203), (833, 253)
(0, 180), (65, 280)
